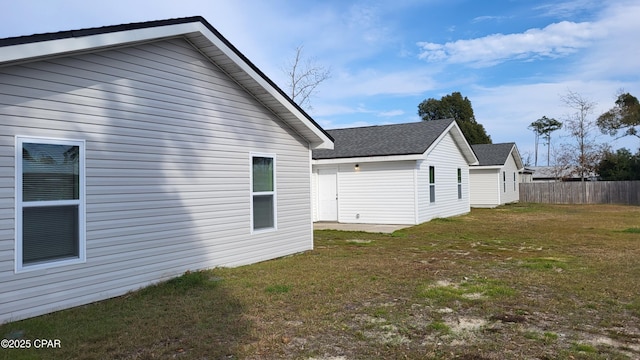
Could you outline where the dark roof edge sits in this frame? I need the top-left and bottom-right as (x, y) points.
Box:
(324, 118), (454, 132)
(0, 16), (333, 142)
(471, 142), (520, 166)
(313, 151), (425, 160)
(471, 142), (516, 148)
(193, 17), (334, 143)
(0, 16), (203, 47)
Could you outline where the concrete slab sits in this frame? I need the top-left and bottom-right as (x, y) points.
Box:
(313, 222), (410, 234)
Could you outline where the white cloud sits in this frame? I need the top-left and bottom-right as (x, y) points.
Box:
(534, 0), (601, 18)
(323, 67), (441, 99)
(345, 3), (390, 44)
(472, 15), (509, 23)
(572, 0), (640, 80)
(417, 21), (602, 67)
(311, 103), (372, 117)
(378, 110), (405, 117)
(469, 78), (640, 157)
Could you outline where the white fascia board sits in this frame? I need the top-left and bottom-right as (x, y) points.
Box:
(194, 24), (334, 150)
(470, 165), (503, 170)
(510, 145), (525, 170)
(422, 121), (453, 157)
(423, 121), (479, 165)
(0, 23), (201, 64)
(0, 21), (333, 150)
(312, 154), (423, 165)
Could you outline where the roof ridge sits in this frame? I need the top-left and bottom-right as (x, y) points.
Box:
(472, 142), (514, 147)
(326, 118), (454, 132)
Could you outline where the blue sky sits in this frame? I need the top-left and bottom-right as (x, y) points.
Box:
(3, 0), (640, 163)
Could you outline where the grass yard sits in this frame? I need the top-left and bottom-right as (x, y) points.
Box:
(1, 203), (639, 359)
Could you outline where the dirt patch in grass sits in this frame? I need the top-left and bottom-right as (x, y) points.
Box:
(2, 204), (640, 359)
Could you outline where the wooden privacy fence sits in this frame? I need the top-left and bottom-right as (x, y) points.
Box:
(519, 181), (640, 205)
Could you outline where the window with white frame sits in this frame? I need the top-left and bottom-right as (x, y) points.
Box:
(457, 168), (462, 199)
(429, 166), (436, 203)
(16, 137), (85, 271)
(513, 172), (517, 191)
(503, 171), (506, 192)
(251, 154), (276, 231)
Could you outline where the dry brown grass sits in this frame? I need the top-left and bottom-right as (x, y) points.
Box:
(1, 203), (639, 359)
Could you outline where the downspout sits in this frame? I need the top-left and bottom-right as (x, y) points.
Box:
(308, 144), (314, 249)
(413, 160), (419, 225)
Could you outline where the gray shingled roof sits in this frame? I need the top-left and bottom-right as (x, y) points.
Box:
(312, 119), (455, 159)
(471, 143), (516, 166)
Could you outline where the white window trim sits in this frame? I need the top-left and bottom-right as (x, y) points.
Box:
(429, 165), (436, 204)
(503, 171), (507, 193)
(250, 152), (277, 234)
(457, 168), (463, 200)
(15, 136), (86, 273)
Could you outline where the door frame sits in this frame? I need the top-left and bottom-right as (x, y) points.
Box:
(317, 167), (338, 221)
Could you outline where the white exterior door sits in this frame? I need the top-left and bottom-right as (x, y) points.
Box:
(317, 168), (338, 221)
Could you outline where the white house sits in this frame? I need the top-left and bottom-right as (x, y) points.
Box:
(469, 143), (524, 208)
(527, 166), (598, 182)
(0, 17), (333, 323)
(312, 119), (478, 225)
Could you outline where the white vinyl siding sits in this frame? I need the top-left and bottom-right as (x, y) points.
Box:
(469, 148), (521, 207)
(469, 169), (500, 207)
(501, 153), (520, 204)
(330, 161), (416, 225)
(418, 132), (470, 222)
(0, 38), (313, 323)
(312, 128), (473, 226)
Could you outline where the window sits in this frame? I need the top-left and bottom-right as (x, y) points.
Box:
(429, 166), (435, 203)
(457, 168), (462, 199)
(16, 137), (85, 271)
(513, 172), (517, 192)
(503, 171), (506, 193)
(251, 154), (276, 232)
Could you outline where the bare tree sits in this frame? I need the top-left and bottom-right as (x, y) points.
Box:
(521, 150), (533, 167)
(552, 144), (578, 181)
(559, 90), (604, 181)
(283, 45), (331, 110)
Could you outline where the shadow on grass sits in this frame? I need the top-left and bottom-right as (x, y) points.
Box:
(0, 270), (252, 359)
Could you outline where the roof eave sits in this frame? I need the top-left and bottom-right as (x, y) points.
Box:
(510, 144), (525, 170)
(470, 165), (505, 171)
(425, 120), (479, 165)
(0, 17), (334, 150)
(185, 21), (333, 149)
(313, 153), (423, 165)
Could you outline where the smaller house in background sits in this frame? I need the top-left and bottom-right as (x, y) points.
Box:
(312, 119), (478, 225)
(469, 143), (524, 208)
(519, 167), (535, 183)
(528, 166), (598, 182)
